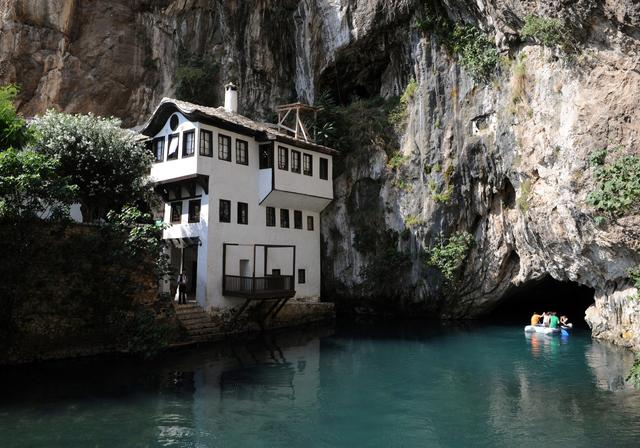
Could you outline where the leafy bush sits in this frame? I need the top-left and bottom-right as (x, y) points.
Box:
(392, 178), (413, 192)
(0, 85), (33, 151)
(387, 152), (407, 170)
(629, 266), (640, 300)
(520, 15), (574, 52)
(425, 231), (475, 282)
(0, 149), (77, 221)
(405, 214), (423, 228)
(451, 24), (499, 81)
(388, 79), (418, 129)
(431, 184), (453, 203)
(627, 357), (640, 389)
(106, 206), (170, 278)
(417, 12), (498, 81)
(587, 147), (640, 217)
(32, 111), (154, 221)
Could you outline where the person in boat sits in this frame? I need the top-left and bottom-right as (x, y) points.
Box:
(531, 312), (542, 326)
(542, 312), (551, 327)
(549, 312), (560, 329)
(560, 315), (572, 328)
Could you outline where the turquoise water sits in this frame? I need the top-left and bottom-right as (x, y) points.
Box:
(1, 321), (639, 447)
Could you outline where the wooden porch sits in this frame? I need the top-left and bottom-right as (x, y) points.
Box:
(223, 274), (295, 300)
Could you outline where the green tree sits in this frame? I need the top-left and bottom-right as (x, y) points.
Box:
(0, 85), (32, 151)
(0, 149), (77, 221)
(32, 110), (154, 221)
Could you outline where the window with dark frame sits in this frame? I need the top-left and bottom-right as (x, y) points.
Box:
(291, 150), (301, 173)
(170, 202), (182, 223)
(218, 134), (231, 161)
(167, 133), (179, 160)
(278, 146), (289, 170)
(199, 129), (212, 156)
(307, 216), (314, 231)
(320, 157), (329, 180)
(280, 209), (289, 228)
(298, 269), (306, 284)
(266, 207), (276, 227)
(153, 137), (165, 163)
(219, 199), (231, 223)
(182, 130), (195, 157)
(236, 139), (248, 165)
(303, 153), (312, 176)
(237, 202), (248, 225)
(259, 145), (274, 169)
(188, 199), (201, 223)
(294, 210), (302, 229)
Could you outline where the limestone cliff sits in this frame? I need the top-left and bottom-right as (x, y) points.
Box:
(2, 0), (640, 350)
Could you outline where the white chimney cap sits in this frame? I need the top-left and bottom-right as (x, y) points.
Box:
(224, 82), (238, 113)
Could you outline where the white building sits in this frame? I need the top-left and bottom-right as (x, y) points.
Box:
(139, 85), (337, 313)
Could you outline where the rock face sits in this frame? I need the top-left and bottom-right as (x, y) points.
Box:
(2, 0), (640, 349)
(0, 0), (300, 125)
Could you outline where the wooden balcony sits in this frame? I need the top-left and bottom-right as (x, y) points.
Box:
(223, 275), (295, 299)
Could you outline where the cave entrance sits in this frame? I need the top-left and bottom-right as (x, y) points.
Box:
(487, 276), (595, 328)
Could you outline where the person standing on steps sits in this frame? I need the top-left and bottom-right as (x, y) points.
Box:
(177, 271), (188, 304)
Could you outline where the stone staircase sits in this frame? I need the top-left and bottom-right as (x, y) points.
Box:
(174, 303), (220, 342)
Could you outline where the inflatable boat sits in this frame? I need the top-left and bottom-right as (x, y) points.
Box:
(524, 325), (560, 335)
(524, 324), (573, 336)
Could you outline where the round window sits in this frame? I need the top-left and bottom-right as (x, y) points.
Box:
(169, 114), (179, 131)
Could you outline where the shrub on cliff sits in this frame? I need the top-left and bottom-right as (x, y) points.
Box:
(31, 110), (154, 222)
(315, 93), (399, 175)
(587, 147), (640, 218)
(417, 10), (498, 81)
(520, 15), (575, 53)
(425, 231), (475, 283)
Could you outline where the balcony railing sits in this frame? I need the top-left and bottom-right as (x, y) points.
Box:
(223, 275), (295, 299)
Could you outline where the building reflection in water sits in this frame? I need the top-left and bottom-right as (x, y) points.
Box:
(152, 325), (333, 446)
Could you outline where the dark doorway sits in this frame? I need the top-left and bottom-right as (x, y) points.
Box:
(487, 276), (595, 328)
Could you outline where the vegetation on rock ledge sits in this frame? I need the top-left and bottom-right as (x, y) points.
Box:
(417, 9), (498, 81)
(587, 147), (640, 218)
(425, 231), (475, 282)
(627, 357), (640, 389)
(520, 15), (575, 53)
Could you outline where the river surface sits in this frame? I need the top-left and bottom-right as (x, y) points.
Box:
(1, 321), (639, 447)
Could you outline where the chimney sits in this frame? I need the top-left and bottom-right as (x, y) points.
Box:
(224, 82), (238, 113)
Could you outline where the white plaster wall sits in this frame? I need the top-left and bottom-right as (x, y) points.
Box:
(273, 143), (333, 199)
(258, 168), (272, 203)
(149, 112), (200, 183)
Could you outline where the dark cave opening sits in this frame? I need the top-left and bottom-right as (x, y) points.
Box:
(486, 276), (595, 328)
